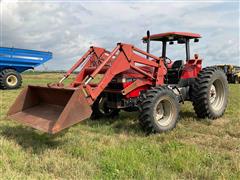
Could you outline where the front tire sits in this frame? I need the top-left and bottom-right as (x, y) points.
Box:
(139, 86), (179, 133)
(91, 94), (119, 120)
(0, 69), (22, 89)
(192, 67), (228, 119)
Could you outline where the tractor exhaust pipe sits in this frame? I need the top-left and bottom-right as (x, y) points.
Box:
(146, 30), (150, 59)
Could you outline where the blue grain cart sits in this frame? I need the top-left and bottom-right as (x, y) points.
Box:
(0, 47), (52, 89)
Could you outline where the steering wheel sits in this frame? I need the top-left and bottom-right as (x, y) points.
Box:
(160, 56), (172, 68)
(164, 56), (172, 64)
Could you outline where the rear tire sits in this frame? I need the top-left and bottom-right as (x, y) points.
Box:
(192, 67), (228, 119)
(91, 94), (120, 120)
(0, 69), (22, 89)
(139, 86), (179, 133)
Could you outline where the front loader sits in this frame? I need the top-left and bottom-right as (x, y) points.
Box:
(7, 31), (228, 134)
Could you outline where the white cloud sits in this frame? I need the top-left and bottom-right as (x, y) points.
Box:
(1, 1), (239, 70)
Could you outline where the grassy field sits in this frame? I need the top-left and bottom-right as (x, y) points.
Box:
(0, 73), (239, 179)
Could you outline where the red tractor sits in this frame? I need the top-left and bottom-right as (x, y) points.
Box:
(8, 31), (228, 134)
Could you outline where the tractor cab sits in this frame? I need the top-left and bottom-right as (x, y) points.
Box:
(142, 31), (201, 84)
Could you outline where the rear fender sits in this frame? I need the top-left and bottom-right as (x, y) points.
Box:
(180, 59), (202, 79)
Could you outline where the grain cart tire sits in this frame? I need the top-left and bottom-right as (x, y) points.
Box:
(192, 67), (228, 119)
(139, 86), (179, 133)
(91, 94), (120, 120)
(0, 69), (22, 89)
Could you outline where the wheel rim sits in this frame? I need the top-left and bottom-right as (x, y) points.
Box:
(154, 96), (175, 127)
(209, 79), (226, 111)
(6, 75), (18, 87)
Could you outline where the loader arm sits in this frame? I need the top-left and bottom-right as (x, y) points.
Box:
(82, 43), (167, 101)
(57, 46), (107, 85)
(66, 47), (106, 77)
(7, 43), (167, 134)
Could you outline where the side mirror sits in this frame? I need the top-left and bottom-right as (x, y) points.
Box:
(177, 38), (186, 44)
(169, 41), (174, 45)
(194, 38), (199, 42)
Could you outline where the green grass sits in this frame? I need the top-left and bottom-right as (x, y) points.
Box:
(0, 73), (239, 179)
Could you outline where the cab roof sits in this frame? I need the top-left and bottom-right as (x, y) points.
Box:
(142, 32), (201, 41)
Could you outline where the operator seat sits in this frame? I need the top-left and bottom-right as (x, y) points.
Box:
(167, 60), (184, 84)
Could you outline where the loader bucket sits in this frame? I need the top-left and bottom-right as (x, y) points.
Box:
(7, 86), (92, 134)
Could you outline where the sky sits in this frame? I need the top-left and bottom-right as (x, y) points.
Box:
(1, 0), (239, 70)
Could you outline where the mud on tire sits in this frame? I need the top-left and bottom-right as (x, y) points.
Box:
(139, 86), (179, 133)
(192, 66), (228, 119)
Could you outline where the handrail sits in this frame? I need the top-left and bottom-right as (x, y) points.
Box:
(133, 46), (161, 62)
